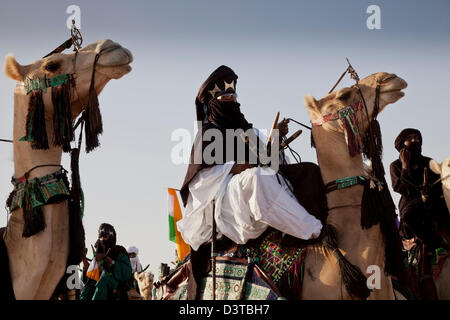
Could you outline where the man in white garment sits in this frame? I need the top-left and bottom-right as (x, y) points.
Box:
(178, 66), (323, 251)
(127, 246), (142, 274)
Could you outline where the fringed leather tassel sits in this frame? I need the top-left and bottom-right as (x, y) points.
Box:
(340, 109), (363, 157)
(66, 147), (86, 266)
(28, 91), (49, 150)
(22, 182), (46, 237)
(363, 120), (384, 177)
(361, 119), (407, 283)
(52, 83), (74, 152)
(361, 181), (383, 229)
(84, 54), (103, 153)
(322, 224), (371, 299)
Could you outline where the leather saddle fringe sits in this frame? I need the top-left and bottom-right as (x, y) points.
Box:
(22, 181), (46, 237)
(322, 224), (371, 299)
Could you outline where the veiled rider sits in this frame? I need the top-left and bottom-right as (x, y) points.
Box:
(390, 128), (450, 249)
(390, 128), (450, 298)
(178, 65), (328, 299)
(80, 223), (132, 300)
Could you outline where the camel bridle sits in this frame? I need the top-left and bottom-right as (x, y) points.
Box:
(316, 70), (397, 197)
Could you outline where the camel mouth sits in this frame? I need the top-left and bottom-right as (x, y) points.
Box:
(97, 46), (133, 68)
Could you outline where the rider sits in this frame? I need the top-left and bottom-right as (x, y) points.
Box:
(178, 65), (327, 299)
(390, 128), (450, 299)
(80, 223), (132, 300)
(390, 128), (449, 249)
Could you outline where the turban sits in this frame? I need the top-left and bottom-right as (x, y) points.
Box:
(127, 246), (139, 255)
(195, 65), (238, 123)
(394, 128), (422, 152)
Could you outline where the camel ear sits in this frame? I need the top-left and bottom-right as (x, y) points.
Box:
(4, 54), (28, 81)
(304, 95), (318, 111)
(430, 159), (442, 175)
(304, 94), (322, 118)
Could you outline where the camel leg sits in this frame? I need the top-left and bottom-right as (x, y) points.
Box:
(5, 201), (69, 300)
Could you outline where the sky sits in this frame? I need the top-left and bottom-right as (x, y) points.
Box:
(0, 0), (449, 277)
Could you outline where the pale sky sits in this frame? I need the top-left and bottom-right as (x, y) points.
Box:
(0, 0), (449, 277)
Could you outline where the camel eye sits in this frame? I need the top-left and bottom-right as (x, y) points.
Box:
(45, 61), (61, 72)
(337, 91), (351, 101)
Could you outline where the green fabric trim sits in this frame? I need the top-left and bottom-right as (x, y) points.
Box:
(336, 176), (365, 190)
(9, 170), (70, 212)
(25, 74), (70, 95)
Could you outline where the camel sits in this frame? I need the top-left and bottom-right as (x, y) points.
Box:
(430, 157), (450, 212)
(302, 72), (407, 299)
(428, 157), (450, 299)
(134, 267), (155, 300)
(2, 39), (133, 300)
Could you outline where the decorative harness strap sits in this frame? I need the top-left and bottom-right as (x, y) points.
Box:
(324, 175), (384, 194)
(311, 101), (362, 127)
(25, 74), (74, 95)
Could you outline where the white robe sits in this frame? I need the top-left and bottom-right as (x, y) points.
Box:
(177, 162), (323, 251)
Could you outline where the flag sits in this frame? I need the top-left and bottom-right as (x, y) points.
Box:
(86, 259), (102, 282)
(168, 188), (190, 262)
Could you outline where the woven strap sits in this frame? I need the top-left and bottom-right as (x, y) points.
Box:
(325, 175), (366, 193)
(25, 74), (74, 95)
(311, 101), (362, 127)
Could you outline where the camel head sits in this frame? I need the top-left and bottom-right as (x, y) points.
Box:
(304, 72), (407, 136)
(4, 39), (133, 117)
(430, 157), (450, 191)
(134, 268), (154, 299)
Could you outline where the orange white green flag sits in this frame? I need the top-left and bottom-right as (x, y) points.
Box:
(168, 188), (190, 262)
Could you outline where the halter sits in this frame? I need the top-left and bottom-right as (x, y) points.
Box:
(311, 101), (362, 127)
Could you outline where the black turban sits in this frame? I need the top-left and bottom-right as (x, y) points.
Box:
(97, 223), (117, 251)
(394, 128), (422, 152)
(195, 65), (239, 123)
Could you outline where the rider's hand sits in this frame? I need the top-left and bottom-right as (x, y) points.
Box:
(95, 253), (105, 261)
(277, 118), (289, 137)
(104, 256), (114, 266)
(399, 148), (410, 170)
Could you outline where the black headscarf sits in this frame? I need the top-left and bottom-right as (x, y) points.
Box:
(95, 223), (117, 254)
(180, 65), (252, 206)
(394, 128), (422, 152)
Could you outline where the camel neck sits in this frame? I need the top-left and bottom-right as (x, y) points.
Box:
(312, 125), (365, 220)
(12, 88), (63, 180)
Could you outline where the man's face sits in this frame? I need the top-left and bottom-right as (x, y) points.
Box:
(403, 133), (421, 153)
(97, 228), (115, 251)
(128, 252), (137, 259)
(403, 133), (420, 147)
